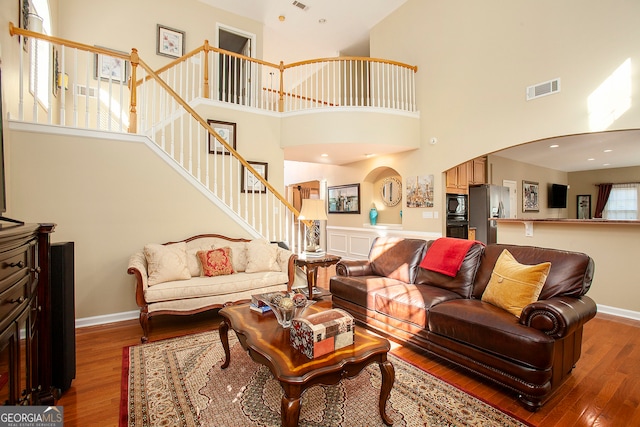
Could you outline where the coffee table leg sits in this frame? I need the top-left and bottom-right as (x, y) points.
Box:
(281, 392), (302, 427)
(219, 319), (231, 369)
(379, 359), (395, 425)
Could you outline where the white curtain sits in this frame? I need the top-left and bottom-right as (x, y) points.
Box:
(603, 183), (639, 219)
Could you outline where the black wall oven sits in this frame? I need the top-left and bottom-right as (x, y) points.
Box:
(446, 193), (469, 239)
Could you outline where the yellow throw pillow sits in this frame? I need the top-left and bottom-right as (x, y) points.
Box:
(481, 249), (551, 318)
(197, 247), (235, 277)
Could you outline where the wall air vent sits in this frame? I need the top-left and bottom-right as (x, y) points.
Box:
(75, 84), (98, 98)
(526, 78), (560, 101)
(292, 1), (309, 11)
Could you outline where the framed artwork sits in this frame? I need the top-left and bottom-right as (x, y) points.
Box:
(577, 195), (591, 219)
(405, 174), (434, 208)
(241, 161), (268, 193)
(207, 119), (236, 155)
(157, 24), (185, 58)
(522, 180), (539, 212)
(95, 48), (128, 83)
(328, 184), (361, 214)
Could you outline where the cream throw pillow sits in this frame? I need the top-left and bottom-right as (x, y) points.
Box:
(245, 240), (281, 273)
(216, 241), (248, 272)
(144, 242), (191, 286)
(481, 249), (551, 318)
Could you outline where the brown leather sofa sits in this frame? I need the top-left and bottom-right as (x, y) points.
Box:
(330, 236), (597, 411)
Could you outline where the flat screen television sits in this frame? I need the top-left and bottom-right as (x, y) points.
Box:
(548, 183), (568, 208)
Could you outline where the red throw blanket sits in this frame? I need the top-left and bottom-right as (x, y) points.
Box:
(419, 237), (479, 277)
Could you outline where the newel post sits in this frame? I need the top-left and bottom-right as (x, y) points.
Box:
(203, 40), (210, 98)
(278, 61), (285, 112)
(128, 48), (139, 133)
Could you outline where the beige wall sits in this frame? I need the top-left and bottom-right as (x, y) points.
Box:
(488, 155), (569, 218)
(7, 127), (254, 318)
(497, 221), (640, 314)
(568, 166), (640, 218)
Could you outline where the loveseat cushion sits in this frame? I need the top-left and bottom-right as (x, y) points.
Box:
(368, 237), (427, 283)
(374, 284), (461, 328)
(429, 299), (555, 369)
(472, 244), (594, 300)
(144, 271), (289, 303)
(415, 240), (484, 298)
(246, 240), (281, 273)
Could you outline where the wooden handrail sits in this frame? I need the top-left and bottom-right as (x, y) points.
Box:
(9, 22), (130, 60)
(284, 56), (418, 73)
(135, 57), (304, 222)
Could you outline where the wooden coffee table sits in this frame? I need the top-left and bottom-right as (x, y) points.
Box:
(219, 301), (394, 427)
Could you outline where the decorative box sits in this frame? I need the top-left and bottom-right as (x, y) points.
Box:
(290, 308), (355, 359)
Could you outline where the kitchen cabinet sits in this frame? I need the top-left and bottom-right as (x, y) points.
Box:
(445, 157), (487, 194)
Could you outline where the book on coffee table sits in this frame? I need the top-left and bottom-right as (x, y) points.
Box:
(249, 303), (272, 314)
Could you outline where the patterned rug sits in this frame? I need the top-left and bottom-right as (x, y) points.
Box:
(120, 330), (529, 427)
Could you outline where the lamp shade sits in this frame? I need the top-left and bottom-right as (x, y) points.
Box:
(299, 199), (327, 221)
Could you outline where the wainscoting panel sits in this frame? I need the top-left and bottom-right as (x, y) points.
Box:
(326, 226), (441, 260)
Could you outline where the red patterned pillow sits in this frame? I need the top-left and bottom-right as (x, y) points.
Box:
(196, 248), (235, 277)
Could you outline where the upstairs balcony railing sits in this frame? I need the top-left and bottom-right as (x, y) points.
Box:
(8, 23), (418, 250)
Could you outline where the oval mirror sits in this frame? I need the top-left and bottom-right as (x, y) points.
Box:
(381, 177), (402, 207)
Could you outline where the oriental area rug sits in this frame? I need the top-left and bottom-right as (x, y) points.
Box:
(120, 330), (529, 427)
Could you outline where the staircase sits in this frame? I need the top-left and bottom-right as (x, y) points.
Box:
(8, 23), (418, 252)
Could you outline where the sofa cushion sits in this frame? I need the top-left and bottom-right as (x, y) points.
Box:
(144, 242), (191, 286)
(368, 237), (427, 284)
(374, 284), (461, 328)
(246, 240), (281, 273)
(428, 299), (555, 370)
(481, 249), (551, 318)
(415, 240), (484, 298)
(197, 248), (234, 277)
(472, 244), (594, 300)
(329, 275), (408, 309)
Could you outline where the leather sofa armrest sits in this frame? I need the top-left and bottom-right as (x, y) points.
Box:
(520, 295), (597, 339)
(335, 260), (373, 277)
(127, 252), (149, 308)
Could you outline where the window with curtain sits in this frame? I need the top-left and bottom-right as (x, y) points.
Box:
(28, 0), (52, 109)
(603, 183), (639, 219)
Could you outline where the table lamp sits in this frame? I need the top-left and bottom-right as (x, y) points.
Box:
(298, 199), (327, 252)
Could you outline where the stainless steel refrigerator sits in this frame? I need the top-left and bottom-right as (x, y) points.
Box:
(469, 184), (510, 245)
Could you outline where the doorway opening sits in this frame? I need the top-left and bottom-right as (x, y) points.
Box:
(217, 25), (256, 105)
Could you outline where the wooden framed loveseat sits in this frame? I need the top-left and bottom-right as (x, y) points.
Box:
(127, 233), (300, 342)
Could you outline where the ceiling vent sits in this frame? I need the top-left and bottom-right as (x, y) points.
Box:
(292, 1), (309, 11)
(526, 78), (560, 101)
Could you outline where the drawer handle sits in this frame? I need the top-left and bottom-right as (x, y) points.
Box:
(8, 261), (26, 268)
(9, 296), (25, 304)
(30, 266), (41, 274)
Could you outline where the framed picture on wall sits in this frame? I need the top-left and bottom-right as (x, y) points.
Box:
(522, 180), (539, 212)
(577, 194), (591, 219)
(156, 24), (185, 58)
(241, 161), (268, 193)
(207, 119), (236, 155)
(94, 47), (129, 83)
(328, 184), (361, 214)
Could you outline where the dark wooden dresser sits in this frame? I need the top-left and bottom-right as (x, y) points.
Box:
(0, 223), (55, 405)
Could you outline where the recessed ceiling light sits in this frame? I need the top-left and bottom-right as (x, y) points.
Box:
(550, 144), (559, 148)
(587, 158), (595, 161)
(321, 153), (328, 157)
(603, 163), (610, 166)
(604, 149), (613, 153)
(278, 15), (285, 22)
(364, 153), (375, 158)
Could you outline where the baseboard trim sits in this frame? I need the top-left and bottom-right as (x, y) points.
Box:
(597, 304), (640, 322)
(75, 310), (139, 328)
(75, 305), (640, 329)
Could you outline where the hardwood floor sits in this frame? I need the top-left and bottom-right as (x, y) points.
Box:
(59, 266), (640, 426)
